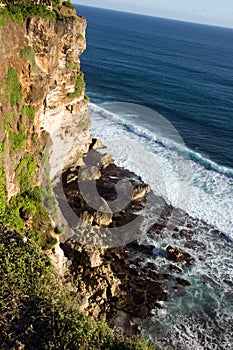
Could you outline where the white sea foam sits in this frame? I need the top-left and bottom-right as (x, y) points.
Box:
(89, 102), (233, 239)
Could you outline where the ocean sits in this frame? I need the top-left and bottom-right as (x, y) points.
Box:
(76, 5), (233, 349)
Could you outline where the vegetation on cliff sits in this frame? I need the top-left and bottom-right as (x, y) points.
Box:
(0, 0), (75, 25)
(0, 5), (159, 350)
(0, 228), (157, 350)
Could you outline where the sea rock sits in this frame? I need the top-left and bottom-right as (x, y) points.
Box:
(132, 183), (150, 201)
(127, 240), (155, 256)
(90, 138), (106, 150)
(61, 239), (169, 320)
(166, 245), (194, 265)
(169, 264), (183, 273)
(176, 277), (191, 287)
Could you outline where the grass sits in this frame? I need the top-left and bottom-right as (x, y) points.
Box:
(0, 228), (158, 350)
(6, 67), (23, 106)
(1, 187), (55, 250)
(20, 46), (37, 71)
(16, 153), (36, 193)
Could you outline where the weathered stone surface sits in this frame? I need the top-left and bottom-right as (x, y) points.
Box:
(166, 245), (195, 265)
(61, 240), (169, 320)
(0, 12), (91, 201)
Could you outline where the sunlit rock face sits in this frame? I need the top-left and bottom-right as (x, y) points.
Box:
(0, 11), (91, 199)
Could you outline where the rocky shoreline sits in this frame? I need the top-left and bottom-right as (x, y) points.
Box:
(49, 138), (204, 336)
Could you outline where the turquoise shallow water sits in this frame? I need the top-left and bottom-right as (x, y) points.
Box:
(75, 5), (233, 349)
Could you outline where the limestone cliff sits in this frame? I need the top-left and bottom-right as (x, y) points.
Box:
(0, 9), (91, 202)
(0, 4), (170, 327)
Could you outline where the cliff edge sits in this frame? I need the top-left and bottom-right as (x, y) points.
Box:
(0, 4), (91, 248)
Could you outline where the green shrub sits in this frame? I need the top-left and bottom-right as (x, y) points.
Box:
(62, 0), (74, 9)
(84, 93), (90, 101)
(65, 57), (79, 72)
(54, 225), (63, 234)
(68, 72), (85, 99)
(21, 104), (35, 123)
(6, 67), (23, 106)
(0, 229), (157, 350)
(20, 46), (37, 71)
(16, 153), (36, 193)
(0, 8), (9, 27)
(5, 112), (14, 124)
(77, 32), (85, 41)
(8, 129), (26, 152)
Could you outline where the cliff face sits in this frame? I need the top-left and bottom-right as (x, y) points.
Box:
(0, 12), (91, 200)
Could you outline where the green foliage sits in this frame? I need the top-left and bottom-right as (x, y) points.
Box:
(4, 109), (28, 153)
(65, 57), (79, 72)
(16, 153), (36, 193)
(77, 32), (85, 41)
(54, 225), (63, 234)
(0, 229), (157, 350)
(0, 166), (6, 217)
(68, 71), (85, 99)
(1, 187), (54, 249)
(0, 140), (6, 157)
(20, 46), (37, 71)
(0, 0), (76, 25)
(45, 235), (58, 249)
(8, 129), (26, 152)
(62, 0), (74, 9)
(6, 67), (23, 106)
(84, 93), (90, 101)
(0, 8), (9, 27)
(21, 104), (35, 123)
(5, 112), (14, 124)
(3, 194), (33, 232)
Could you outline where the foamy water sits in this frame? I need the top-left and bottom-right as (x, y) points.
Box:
(87, 102), (233, 349)
(89, 102), (233, 240)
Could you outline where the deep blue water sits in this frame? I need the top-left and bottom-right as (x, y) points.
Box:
(72, 6), (233, 349)
(77, 5), (233, 169)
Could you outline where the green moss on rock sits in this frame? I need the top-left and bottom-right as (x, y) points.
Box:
(68, 71), (85, 99)
(20, 46), (37, 71)
(6, 67), (23, 106)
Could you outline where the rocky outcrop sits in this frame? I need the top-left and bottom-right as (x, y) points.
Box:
(0, 5), (198, 336)
(61, 239), (169, 320)
(0, 9), (90, 201)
